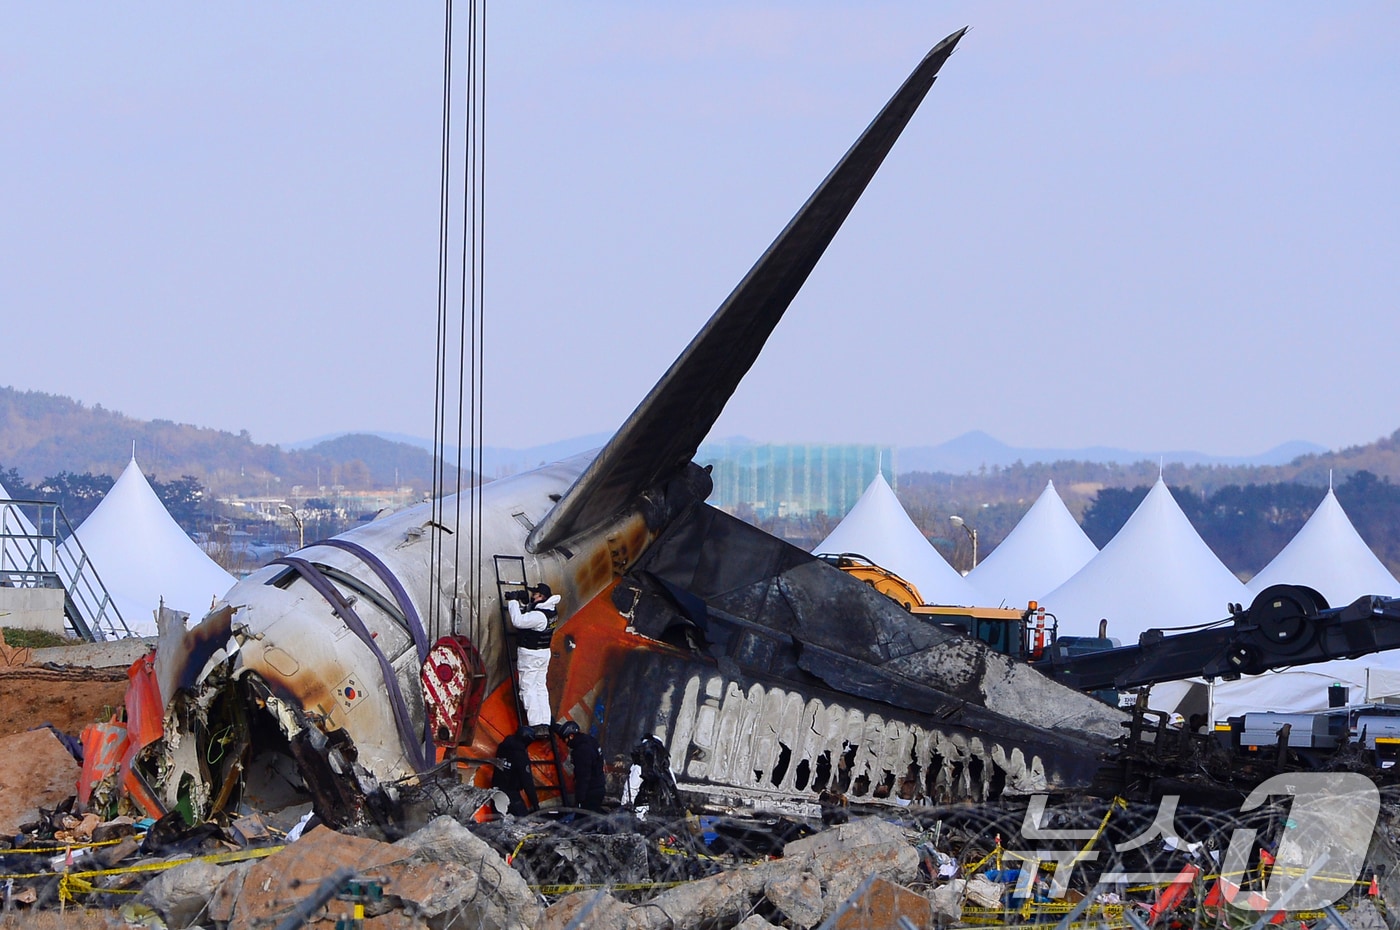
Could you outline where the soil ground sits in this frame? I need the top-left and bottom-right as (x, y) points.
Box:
(0, 666), (128, 739)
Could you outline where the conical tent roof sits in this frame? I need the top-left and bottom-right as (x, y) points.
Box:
(1040, 478), (1248, 641)
(967, 480), (1098, 608)
(1246, 488), (1400, 603)
(1209, 489), (1400, 720)
(813, 473), (974, 605)
(65, 458), (235, 635)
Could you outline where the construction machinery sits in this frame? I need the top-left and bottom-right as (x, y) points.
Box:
(818, 552), (1056, 661)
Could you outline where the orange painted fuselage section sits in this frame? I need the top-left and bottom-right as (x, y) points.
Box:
(459, 581), (686, 806)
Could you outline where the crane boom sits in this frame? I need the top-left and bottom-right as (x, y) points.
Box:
(1036, 584), (1400, 692)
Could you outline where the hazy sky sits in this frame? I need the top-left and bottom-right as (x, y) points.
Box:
(4, 3), (1397, 456)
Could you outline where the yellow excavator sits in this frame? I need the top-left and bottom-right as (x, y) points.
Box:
(817, 553), (1056, 661)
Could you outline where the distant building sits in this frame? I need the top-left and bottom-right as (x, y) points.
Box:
(698, 443), (895, 519)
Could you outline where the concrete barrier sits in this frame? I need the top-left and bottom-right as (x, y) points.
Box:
(32, 637), (156, 668)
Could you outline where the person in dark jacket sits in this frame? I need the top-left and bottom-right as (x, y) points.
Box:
(492, 732), (538, 816)
(558, 721), (606, 813)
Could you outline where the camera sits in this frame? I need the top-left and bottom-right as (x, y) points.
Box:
(504, 589), (529, 604)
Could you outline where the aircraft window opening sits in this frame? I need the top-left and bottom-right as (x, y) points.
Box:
(968, 757), (986, 801)
(875, 769), (896, 799)
(794, 757), (811, 791)
(770, 742), (792, 786)
(926, 752), (945, 800)
(903, 761), (922, 801)
(308, 562), (412, 639)
(837, 744), (858, 793)
(812, 751), (832, 792)
(267, 566), (299, 589)
(988, 762), (1008, 800)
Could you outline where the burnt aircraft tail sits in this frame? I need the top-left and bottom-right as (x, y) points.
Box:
(528, 28), (967, 553)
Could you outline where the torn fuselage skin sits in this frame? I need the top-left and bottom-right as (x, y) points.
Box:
(536, 504), (1123, 813)
(140, 456), (710, 832)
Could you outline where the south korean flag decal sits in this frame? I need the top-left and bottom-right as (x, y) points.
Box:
(335, 674), (366, 713)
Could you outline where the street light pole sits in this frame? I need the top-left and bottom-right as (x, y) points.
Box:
(949, 514), (978, 572)
(278, 503), (305, 550)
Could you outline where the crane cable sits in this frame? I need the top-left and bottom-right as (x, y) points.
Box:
(458, 0), (487, 642)
(429, 0), (454, 642)
(430, 0), (488, 642)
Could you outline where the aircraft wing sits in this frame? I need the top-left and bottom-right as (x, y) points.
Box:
(528, 28), (966, 553)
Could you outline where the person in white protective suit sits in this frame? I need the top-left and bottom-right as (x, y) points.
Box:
(506, 583), (561, 732)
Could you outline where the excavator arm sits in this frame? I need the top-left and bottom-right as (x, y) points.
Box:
(1036, 584), (1400, 692)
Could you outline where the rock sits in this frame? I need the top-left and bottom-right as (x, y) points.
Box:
(206, 860), (253, 926)
(629, 869), (752, 930)
(1344, 899), (1387, 930)
(784, 816), (920, 886)
(224, 824), (521, 930)
(136, 857), (229, 929)
(393, 815), (542, 930)
(735, 917), (783, 930)
(626, 857), (802, 930)
(226, 826), (405, 930)
(0, 728), (81, 834)
(540, 890), (637, 930)
(963, 876), (1004, 909)
(927, 879), (966, 924)
(375, 859), (485, 927)
(782, 817), (920, 919)
(827, 874), (932, 930)
(764, 869), (825, 928)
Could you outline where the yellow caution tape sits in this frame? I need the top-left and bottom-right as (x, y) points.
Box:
(19, 834), (145, 854)
(1, 844), (286, 887)
(531, 880), (690, 896)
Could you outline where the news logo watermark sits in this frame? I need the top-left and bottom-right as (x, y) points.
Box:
(1006, 773), (1379, 911)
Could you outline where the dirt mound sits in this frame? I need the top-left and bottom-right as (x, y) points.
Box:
(0, 665), (128, 739)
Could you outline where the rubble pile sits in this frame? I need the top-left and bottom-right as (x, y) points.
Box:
(3, 648), (1400, 929)
(2, 788), (1397, 930)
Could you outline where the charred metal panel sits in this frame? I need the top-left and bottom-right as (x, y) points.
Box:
(598, 649), (1098, 803)
(626, 503), (1126, 744)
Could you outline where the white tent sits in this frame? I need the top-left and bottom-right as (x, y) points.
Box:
(1040, 477), (1248, 642)
(64, 457), (235, 635)
(813, 473), (974, 606)
(967, 480), (1098, 609)
(1203, 489), (1400, 720)
(1246, 487), (1400, 604)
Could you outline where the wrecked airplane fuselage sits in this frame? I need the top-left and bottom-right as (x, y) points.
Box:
(125, 29), (1128, 829)
(147, 491), (1122, 830)
(537, 504), (1123, 809)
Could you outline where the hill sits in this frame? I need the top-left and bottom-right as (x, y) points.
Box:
(0, 386), (464, 496)
(897, 430), (1327, 474)
(287, 430), (612, 479)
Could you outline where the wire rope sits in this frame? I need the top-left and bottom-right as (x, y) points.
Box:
(430, 0), (456, 642)
(432, 0), (487, 642)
